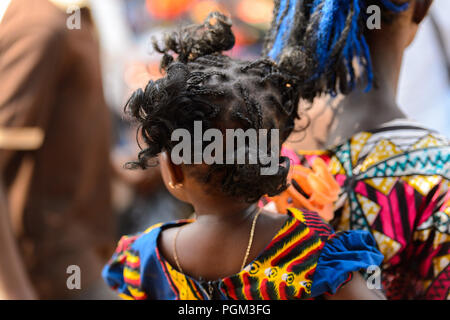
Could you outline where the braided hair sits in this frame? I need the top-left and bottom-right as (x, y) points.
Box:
(126, 12), (303, 203)
(263, 0), (410, 99)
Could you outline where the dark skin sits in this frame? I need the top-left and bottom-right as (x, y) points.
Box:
(157, 151), (385, 300)
(326, 0), (434, 146)
(286, 0), (434, 149)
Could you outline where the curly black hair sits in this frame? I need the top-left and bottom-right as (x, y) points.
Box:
(125, 12), (303, 203)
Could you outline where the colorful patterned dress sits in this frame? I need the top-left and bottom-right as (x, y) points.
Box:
(102, 209), (383, 300)
(282, 119), (450, 299)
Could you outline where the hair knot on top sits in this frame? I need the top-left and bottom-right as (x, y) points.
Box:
(124, 12), (306, 203)
(153, 12), (235, 71)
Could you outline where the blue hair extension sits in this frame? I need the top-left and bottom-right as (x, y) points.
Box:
(263, 0), (410, 97)
(380, 0), (410, 12)
(309, 0), (409, 94)
(315, 0), (340, 70)
(268, 0), (299, 61)
(275, 0), (289, 24)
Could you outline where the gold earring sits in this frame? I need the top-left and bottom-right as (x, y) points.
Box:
(169, 182), (182, 189)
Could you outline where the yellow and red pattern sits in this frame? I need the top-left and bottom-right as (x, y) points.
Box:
(104, 209), (345, 300)
(108, 235), (148, 300)
(151, 209), (335, 300)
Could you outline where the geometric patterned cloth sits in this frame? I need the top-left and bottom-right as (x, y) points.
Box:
(290, 119), (450, 299)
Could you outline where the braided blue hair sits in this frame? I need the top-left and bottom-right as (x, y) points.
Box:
(264, 0), (409, 97)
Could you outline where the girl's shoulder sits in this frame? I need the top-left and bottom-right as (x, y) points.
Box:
(220, 208), (383, 299)
(101, 219), (192, 300)
(285, 208), (334, 239)
(102, 213), (383, 300)
(109, 220), (189, 256)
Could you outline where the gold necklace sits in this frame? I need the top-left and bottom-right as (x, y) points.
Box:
(173, 208), (262, 275)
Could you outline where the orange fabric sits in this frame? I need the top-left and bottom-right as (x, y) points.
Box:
(146, 0), (194, 19)
(270, 158), (340, 222)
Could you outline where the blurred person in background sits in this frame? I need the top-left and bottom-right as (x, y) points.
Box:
(0, 0), (115, 299)
(88, 0), (194, 235)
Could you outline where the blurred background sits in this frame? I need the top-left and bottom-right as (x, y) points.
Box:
(0, 0), (448, 299)
(89, 0), (450, 153)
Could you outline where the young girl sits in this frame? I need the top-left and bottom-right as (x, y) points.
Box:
(102, 12), (384, 300)
(264, 0), (449, 299)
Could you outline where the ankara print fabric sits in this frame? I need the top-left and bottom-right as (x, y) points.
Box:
(289, 119), (450, 300)
(102, 209), (382, 300)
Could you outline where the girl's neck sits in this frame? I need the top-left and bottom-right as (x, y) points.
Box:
(192, 202), (259, 227)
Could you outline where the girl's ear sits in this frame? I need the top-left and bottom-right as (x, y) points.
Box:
(160, 151), (184, 186)
(159, 151), (189, 202)
(412, 0), (433, 24)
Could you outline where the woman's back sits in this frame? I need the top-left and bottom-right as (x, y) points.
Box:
(280, 120), (449, 299)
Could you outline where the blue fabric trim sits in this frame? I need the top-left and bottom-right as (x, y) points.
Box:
(132, 225), (177, 300)
(102, 259), (131, 296)
(310, 230), (384, 296)
(102, 222), (180, 300)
